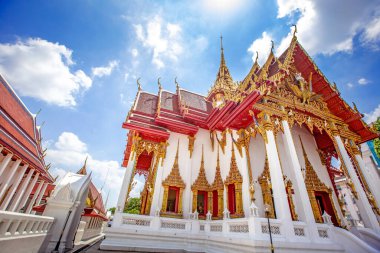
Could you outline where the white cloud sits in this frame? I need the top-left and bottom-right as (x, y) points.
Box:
(346, 82), (354, 88)
(131, 48), (139, 57)
(358, 78), (369, 85)
(45, 132), (124, 207)
(92, 60), (118, 78)
(0, 38), (92, 107)
(364, 104), (380, 123)
(362, 16), (380, 45)
(133, 15), (184, 69)
(247, 32), (273, 66)
(275, 0), (380, 56)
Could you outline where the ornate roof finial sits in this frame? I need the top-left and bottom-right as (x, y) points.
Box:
(175, 77), (180, 90)
(137, 78), (142, 91)
(292, 24), (297, 37)
(220, 34), (225, 66)
(77, 156), (88, 175)
(271, 40), (274, 52)
(158, 77), (162, 91)
(352, 102), (359, 112)
(255, 51), (259, 64)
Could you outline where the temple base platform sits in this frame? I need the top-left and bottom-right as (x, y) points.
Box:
(100, 213), (379, 253)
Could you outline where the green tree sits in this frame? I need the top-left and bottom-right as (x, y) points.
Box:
(373, 117), (380, 158)
(108, 207), (116, 215)
(124, 197), (141, 214)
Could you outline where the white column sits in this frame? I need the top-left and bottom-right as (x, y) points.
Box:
(0, 159), (21, 201)
(116, 156), (136, 213)
(335, 136), (380, 232)
(32, 182), (49, 214)
(0, 164), (28, 210)
(8, 169), (34, 211)
(241, 147), (252, 216)
(0, 153), (12, 177)
(25, 179), (44, 213)
(150, 157), (164, 216)
(354, 153), (380, 209)
(265, 129), (294, 237)
(282, 121), (316, 222)
(16, 172), (39, 212)
(265, 130), (292, 221)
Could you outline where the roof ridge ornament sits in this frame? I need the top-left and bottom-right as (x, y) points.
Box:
(158, 77), (162, 91)
(137, 78), (142, 91)
(292, 24), (297, 37)
(271, 40), (274, 53)
(255, 51), (259, 64)
(175, 77), (180, 90)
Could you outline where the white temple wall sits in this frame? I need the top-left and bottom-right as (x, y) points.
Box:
(248, 134), (266, 217)
(276, 132), (304, 221)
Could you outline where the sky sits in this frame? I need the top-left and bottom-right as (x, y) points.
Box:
(0, 0), (379, 209)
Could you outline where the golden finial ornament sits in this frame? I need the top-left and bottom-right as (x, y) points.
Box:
(270, 40), (274, 52)
(137, 78), (142, 91)
(175, 77), (180, 90)
(158, 77), (162, 91)
(255, 51), (258, 63)
(292, 24), (297, 37)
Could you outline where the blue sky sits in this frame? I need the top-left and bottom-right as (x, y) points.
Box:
(0, 0), (379, 208)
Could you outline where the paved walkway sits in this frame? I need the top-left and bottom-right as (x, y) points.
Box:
(77, 239), (149, 253)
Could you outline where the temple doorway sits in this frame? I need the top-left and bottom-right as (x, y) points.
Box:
(212, 190), (218, 217)
(315, 191), (338, 226)
(227, 184), (236, 214)
(197, 191), (208, 216)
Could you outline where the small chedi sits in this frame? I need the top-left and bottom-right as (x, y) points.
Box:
(101, 30), (380, 253)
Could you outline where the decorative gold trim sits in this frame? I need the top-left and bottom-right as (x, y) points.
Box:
(258, 154), (275, 218)
(216, 130), (227, 154)
(191, 146), (211, 212)
(285, 178), (298, 221)
(161, 140), (186, 216)
(300, 138), (341, 226)
(188, 135), (195, 158)
(224, 145), (244, 218)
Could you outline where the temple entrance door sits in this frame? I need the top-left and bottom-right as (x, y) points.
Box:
(167, 187), (179, 213)
(315, 191), (338, 226)
(212, 190), (218, 217)
(228, 184), (236, 214)
(197, 191), (208, 216)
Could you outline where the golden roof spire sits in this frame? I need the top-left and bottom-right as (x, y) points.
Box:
(216, 145), (220, 168)
(77, 156), (88, 175)
(208, 35), (236, 98)
(158, 77), (162, 91)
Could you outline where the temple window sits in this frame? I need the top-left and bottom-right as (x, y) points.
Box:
(224, 146), (243, 218)
(191, 146), (211, 218)
(161, 141), (186, 217)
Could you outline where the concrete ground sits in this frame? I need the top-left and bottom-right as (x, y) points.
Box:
(76, 239), (150, 253)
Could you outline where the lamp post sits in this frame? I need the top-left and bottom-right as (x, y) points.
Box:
(264, 204), (274, 253)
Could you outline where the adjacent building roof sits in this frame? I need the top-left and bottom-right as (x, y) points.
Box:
(0, 74), (53, 183)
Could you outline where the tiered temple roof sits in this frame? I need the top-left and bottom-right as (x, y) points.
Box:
(122, 32), (378, 167)
(0, 74), (53, 183)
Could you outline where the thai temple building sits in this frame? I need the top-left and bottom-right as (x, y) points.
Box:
(101, 31), (380, 252)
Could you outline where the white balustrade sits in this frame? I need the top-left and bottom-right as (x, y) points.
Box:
(0, 210), (54, 239)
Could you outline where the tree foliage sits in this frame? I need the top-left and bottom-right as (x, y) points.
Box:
(108, 207), (116, 215)
(124, 197), (141, 214)
(373, 117), (380, 158)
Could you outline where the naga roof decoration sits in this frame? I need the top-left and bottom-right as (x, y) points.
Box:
(122, 29), (378, 167)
